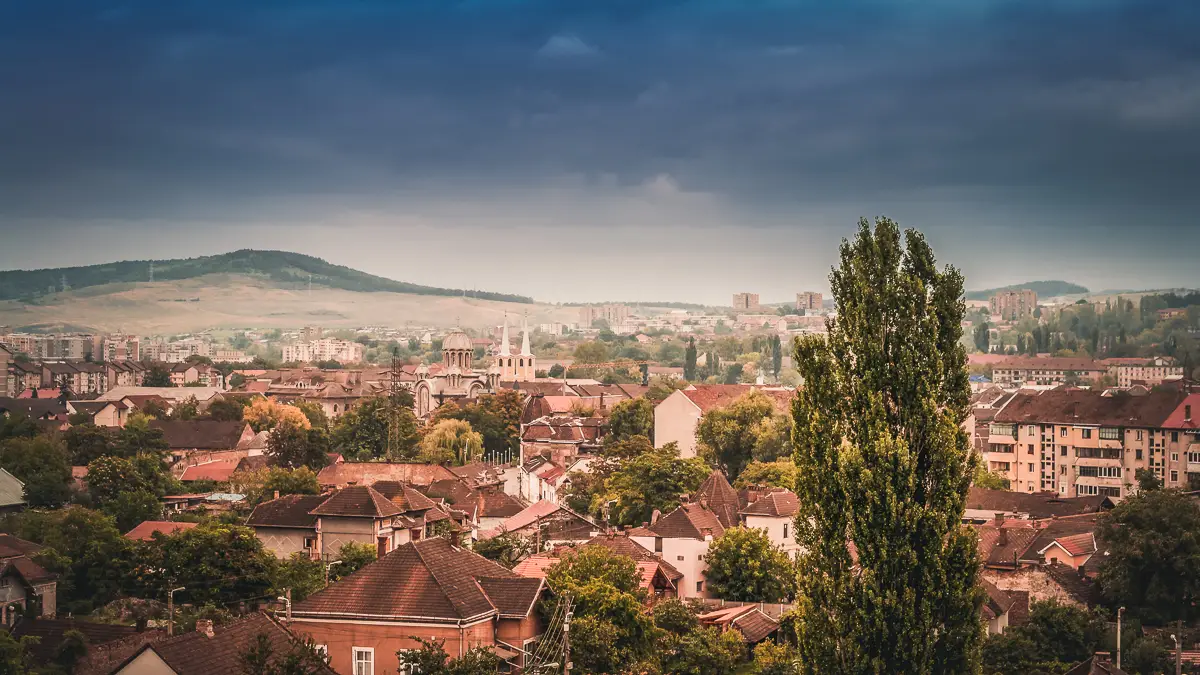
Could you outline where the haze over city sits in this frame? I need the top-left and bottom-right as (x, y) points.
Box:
(3, 0), (1200, 303)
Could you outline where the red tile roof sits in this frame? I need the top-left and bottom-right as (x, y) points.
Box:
(680, 385), (794, 413)
(649, 503), (725, 540)
(293, 537), (538, 622)
(149, 420), (250, 450)
(316, 462), (458, 488)
(1163, 394), (1200, 431)
(309, 486), (403, 518)
(370, 481), (438, 512)
(992, 356), (1107, 372)
(123, 521), (199, 541)
(694, 470), (741, 529)
(993, 389), (1184, 427)
(1043, 532), (1098, 557)
(179, 459), (241, 482)
(246, 494), (328, 529)
(740, 491), (799, 518)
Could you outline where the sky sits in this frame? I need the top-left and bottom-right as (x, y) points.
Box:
(2, 0), (1199, 304)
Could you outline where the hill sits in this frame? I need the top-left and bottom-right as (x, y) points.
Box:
(965, 280), (1088, 301)
(0, 250), (532, 304)
(0, 274), (573, 334)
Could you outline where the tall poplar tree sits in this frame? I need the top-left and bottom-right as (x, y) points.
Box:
(791, 217), (983, 674)
(684, 337), (698, 381)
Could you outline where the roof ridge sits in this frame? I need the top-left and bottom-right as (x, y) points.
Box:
(412, 539), (486, 619)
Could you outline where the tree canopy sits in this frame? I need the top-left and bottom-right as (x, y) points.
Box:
(704, 526), (796, 602)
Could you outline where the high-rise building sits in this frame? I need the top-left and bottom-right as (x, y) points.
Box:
(796, 291), (823, 312)
(579, 304), (630, 327)
(989, 290), (1037, 320)
(732, 293), (760, 311)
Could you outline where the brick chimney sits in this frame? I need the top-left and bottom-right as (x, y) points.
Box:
(994, 512), (1006, 526)
(997, 527), (1008, 547)
(196, 619), (214, 638)
(651, 509), (661, 525)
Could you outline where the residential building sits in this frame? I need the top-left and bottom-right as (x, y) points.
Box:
(989, 290), (1037, 320)
(478, 500), (600, 546)
(150, 420), (257, 460)
(66, 399), (132, 427)
(732, 293), (760, 311)
(246, 494), (332, 560)
(212, 349), (252, 363)
(740, 490), (801, 557)
(101, 334), (141, 362)
(990, 356), (1108, 387)
(282, 338), (364, 364)
(629, 503), (724, 598)
(520, 415), (605, 467)
(0, 533), (57, 625)
(654, 384), (793, 458)
(289, 537), (545, 674)
(169, 362), (224, 388)
(578, 304), (630, 327)
(795, 291), (823, 312)
(1105, 356), (1184, 388)
(984, 389), (1193, 496)
(514, 532), (684, 600)
(0, 344), (10, 397)
(1157, 308), (1188, 321)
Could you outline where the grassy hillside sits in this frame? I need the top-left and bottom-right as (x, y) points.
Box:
(965, 280), (1088, 301)
(0, 249), (532, 303)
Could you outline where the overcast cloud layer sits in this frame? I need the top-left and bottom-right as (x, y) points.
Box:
(2, 0), (1198, 303)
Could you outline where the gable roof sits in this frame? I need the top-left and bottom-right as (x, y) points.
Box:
(649, 503), (725, 540)
(293, 537), (535, 622)
(315, 462), (458, 488)
(149, 420), (250, 450)
(1163, 394), (1200, 431)
(116, 612), (333, 675)
(124, 521), (199, 541)
(11, 618), (138, 667)
(179, 459), (241, 482)
(370, 481), (438, 512)
(740, 490), (799, 518)
(0, 468), (26, 509)
(698, 605), (780, 643)
(993, 389), (1184, 428)
(309, 486), (403, 518)
(694, 470), (741, 529)
(246, 493), (328, 529)
(480, 500), (598, 539)
(476, 577), (545, 619)
(679, 385), (794, 413)
(965, 487), (1112, 520)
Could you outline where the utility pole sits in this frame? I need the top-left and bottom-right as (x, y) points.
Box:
(562, 603), (572, 675)
(1116, 607), (1124, 669)
(167, 587), (185, 636)
(324, 559), (342, 587)
(1176, 621), (1184, 675)
(277, 590), (292, 622)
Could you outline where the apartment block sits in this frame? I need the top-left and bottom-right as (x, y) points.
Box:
(795, 291), (823, 312)
(1106, 357), (1184, 388)
(578, 304), (630, 327)
(282, 338), (364, 364)
(983, 389), (1197, 498)
(991, 357), (1107, 387)
(989, 290), (1037, 320)
(732, 293), (760, 311)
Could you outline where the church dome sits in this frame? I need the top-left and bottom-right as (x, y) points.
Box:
(442, 330), (473, 351)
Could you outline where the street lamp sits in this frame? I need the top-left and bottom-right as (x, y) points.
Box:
(277, 595), (292, 622)
(324, 559), (342, 587)
(167, 587), (186, 636)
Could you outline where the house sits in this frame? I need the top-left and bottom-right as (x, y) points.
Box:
(109, 612), (334, 675)
(520, 415), (605, 467)
(514, 532), (683, 600)
(168, 362), (225, 388)
(246, 494), (328, 560)
(123, 521), (200, 541)
(963, 487), (1113, 523)
(97, 386), (224, 407)
(478, 500), (600, 548)
(519, 455), (572, 503)
(975, 512), (1103, 571)
(980, 578), (1022, 635)
(694, 470), (741, 530)
(0, 396), (67, 422)
(9, 617), (139, 671)
(629, 502), (725, 598)
(740, 489), (801, 557)
(289, 537), (545, 674)
(1063, 653), (1129, 675)
(315, 462), (458, 490)
(0, 533), (57, 624)
(67, 399), (131, 427)
(149, 420), (257, 468)
(653, 385), (793, 458)
(310, 486), (405, 559)
(0, 468), (26, 512)
(697, 605), (780, 643)
(179, 459), (242, 483)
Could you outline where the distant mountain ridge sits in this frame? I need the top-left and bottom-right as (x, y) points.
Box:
(965, 280), (1088, 301)
(0, 250), (533, 304)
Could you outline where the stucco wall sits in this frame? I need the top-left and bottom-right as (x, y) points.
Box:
(654, 391), (701, 458)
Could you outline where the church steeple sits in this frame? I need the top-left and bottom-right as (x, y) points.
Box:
(499, 313), (511, 356)
(519, 314), (532, 357)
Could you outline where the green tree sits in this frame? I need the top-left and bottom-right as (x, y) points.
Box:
(0, 435), (73, 507)
(606, 444), (709, 527)
(471, 532), (533, 569)
(752, 641), (802, 675)
(238, 632), (332, 675)
(791, 218), (983, 673)
(980, 599), (1107, 675)
(652, 597), (699, 635)
(0, 630), (38, 673)
(396, 637), (503, 675)
(238, 467), (321, 505)
(973, 464), (1011, 490)
(330, 542), (377, 582)
(170, 395), (200, 420)
(331, 395), (419, 461)
(974, 321), (991, 352)
(64, 423), (116, 465)
(771, 334), (784, 379)
(684, 338), (698, 381)
(206, 396), (248, 422)
(114, 413), (171, 458)
(272, 553), (326, 602)
(752, 413), (794, 463)
(606, 397), (654, 444)
(430, 390), (523, 459)
(573, 341), (610, 364)
(292, 400), (330, 430)
(548, 363), (566, 378)
(418, 419), (484, 466)
(696, 390), (779, 481)
(704, 526), (796, 602)
(104, 489), (163, 532)
(143, 364), (173, 387)
(85, 455), (165, 504)
(734, 459), (798, 490)
(141, 523), (276, 607)
(1098, 487), (1200, 626)
(659, 624), (745, 675)
(267, 421), (331, 470)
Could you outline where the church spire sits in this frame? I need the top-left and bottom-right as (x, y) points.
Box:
(500, 313), (511, 355)
(519, 314), (532, 356)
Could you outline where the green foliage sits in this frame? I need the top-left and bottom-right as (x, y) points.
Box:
(1098, 487), (1200, 625)
(137, 523), (276, 607)
(331, 395), (419, 461)
(0, 435), (73, 507)
(267, 422), (331, 470)
(238, 467), (321, 505)
(291, 400), (329, 430)
(471, 532), (533, 569)
(704, 526), (796, 602)
(56, 628), (90, 671)
(752, 641), (801, 675)
(429, 390), (523, 459)
(659, 624), (745, 675)
(973, 321), (991, 352)
(980, 599), (1107, 675)
(170, 395), (200, 420)
(272, 553), (325, 602)
(85, 453), (176, 504)
(791, 218), (982, 673)
(238, 632), (333, 675)
(606, 444), (709, 527)
(143, 364), (173, 387)
(330, 542), (377, 581)
(684, 337), (698, 381)
(417, 419), (484, 466)
(64, 424), (114, 465)
(606, 398), (655, 444)
(397, 637), (503, 675)
(0, 414), (40, 441)
(973, 465), (1011, 490)
(206, 396), (249, 422)
(573, 341), (610, 364)
(652, 598), (699, 635)
(104, 489), (163, 532)
(1134, 468), (1162, 492)
(548, 363), (566, 378)
(734, 459), (798, 490)
(0, 630), (38, 674)
(696, 390), (780, 480)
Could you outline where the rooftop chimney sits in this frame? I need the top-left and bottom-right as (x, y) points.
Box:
(1186, 404), (1192, 422)
(997, 527), (1008, 547)
(651, 509), (661, 525)
(274, 490), (280, 500)
(196, 619), (214, 638)
(994, 512), (1006, 526)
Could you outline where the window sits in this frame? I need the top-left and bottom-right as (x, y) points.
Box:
(1060, 427), (1068, 438)
(654, 537), (663, 553)
(1027, 445), (1035, 455)
(677, 556), (685, 561)
(696, 581), (704, 592)
(1081, 429), (1093, 439)
(1099, 427), (1120, 440)
(1078, 466), (1121, 478)
(353, 647), (374, 675)
(1173, 432), (1180, 443)
(1173, 453), (1179, 462)
(1061, 447), (1067, 456)
(1028, 463), (1034, 472)
(1028, 426), (1036, 437)
(1136, 430), (1144, 441)
(303, 537), (317, 550)
(1136, 449), (1143, 460)
(1172, 471), (1179, 483)
(783, 522), (790, 539)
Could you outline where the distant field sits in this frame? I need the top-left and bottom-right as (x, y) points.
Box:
(0, 274), (576, 334)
